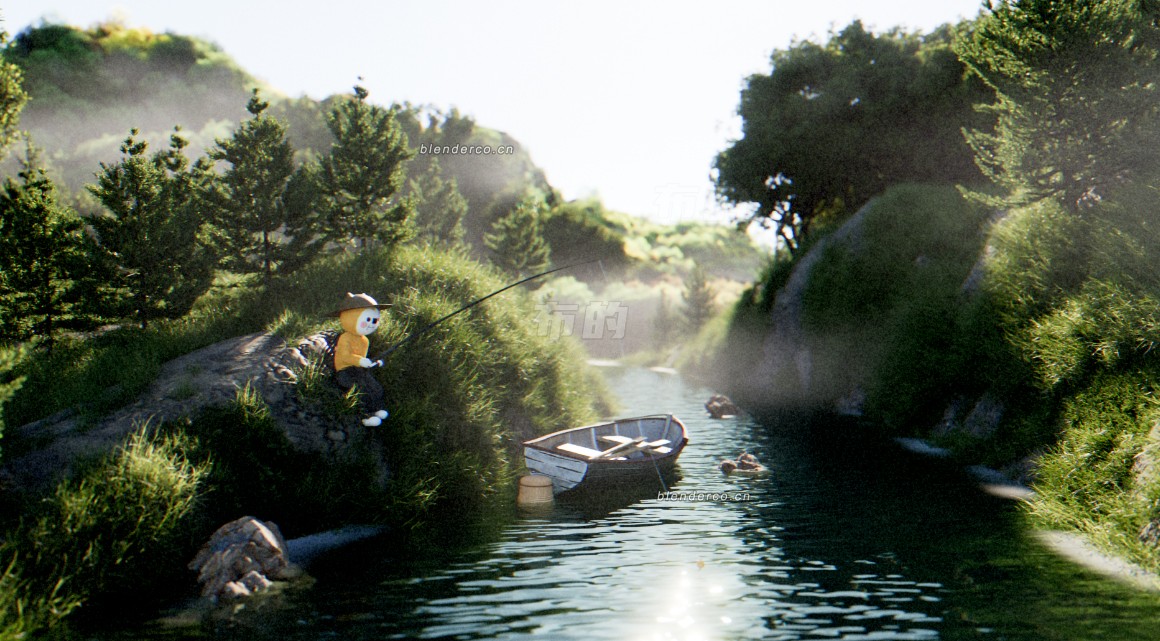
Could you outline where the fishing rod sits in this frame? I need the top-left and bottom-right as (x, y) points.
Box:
(371, 258), (602, 362)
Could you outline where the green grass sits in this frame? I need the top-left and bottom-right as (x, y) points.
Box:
(1, 244), (614, 637)
(794, 184), (994, 430)
(1028, 367), (1160, 572)
(1, 427), (209, 636)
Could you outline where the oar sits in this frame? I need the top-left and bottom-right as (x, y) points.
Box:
(371, 258), (602, 363)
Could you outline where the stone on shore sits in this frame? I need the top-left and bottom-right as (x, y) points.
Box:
(189, 516), (300, 601)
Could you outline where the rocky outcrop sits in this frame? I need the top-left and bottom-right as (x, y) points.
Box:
(189, 516), (300, 600)
(736, 202), (873, 413)
(3, 332), (375, 493)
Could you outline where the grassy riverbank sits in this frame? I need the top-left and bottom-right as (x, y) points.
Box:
(0, 245), (611, 637)
(717, 181), (1160, 575)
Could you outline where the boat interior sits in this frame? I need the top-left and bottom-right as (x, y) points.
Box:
(540, 415), (681, 461)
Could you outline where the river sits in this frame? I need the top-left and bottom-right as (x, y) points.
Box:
(97, 367), (1160, 640)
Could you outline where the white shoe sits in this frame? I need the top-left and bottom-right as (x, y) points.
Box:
(374, 410), (389, 419)
(362, 416), (382, 427)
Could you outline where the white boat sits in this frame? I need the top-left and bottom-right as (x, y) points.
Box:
(523, 414), (689, 494)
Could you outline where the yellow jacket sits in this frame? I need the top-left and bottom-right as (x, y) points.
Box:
(334, 308), (370, 371)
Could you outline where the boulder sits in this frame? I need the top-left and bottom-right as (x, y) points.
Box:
(189, 516), (299, 601)
(705, 394), (742, 419)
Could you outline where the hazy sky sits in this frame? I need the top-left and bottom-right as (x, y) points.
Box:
(6, 1), (985, 230)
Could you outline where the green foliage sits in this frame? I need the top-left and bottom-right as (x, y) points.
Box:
(715, 20), (990, 254)
(983, 184), (1160, 391)
(1029, 367), (1160, 570)
(0, 27), (27, 156)
(273, 245), (609, 522)
(397, 108), (556, 251)
(408, 155), (468, 249)
(5, 21), (255, 192)
(207, 89), (321, 281)
(956, 0), (1160, 210)
(652, 290), (678, 351)
(541, 198), (631, 277)
(319, 85), (414, 249)
(484, 197), (552, 277)
(0, 343), (29, 464)
(88, 128), (216, 328)
(0, 147), (97, 347)
(681, 264), (715, 334)
(3, 427), (208, 627)
(796, 184), (993, 429)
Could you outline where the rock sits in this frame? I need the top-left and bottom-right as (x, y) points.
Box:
(3, 331), (381, 493)
(705, 394), (741, 419)
(189, 516), (298, 601)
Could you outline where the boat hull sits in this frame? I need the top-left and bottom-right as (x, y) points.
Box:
(523, 414), (688, 494)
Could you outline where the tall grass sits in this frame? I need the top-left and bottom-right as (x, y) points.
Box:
(1, 427), (208, 636)
(272, 246), (612, 521)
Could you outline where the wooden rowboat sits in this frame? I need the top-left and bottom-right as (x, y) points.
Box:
(523, 414), (689, 494)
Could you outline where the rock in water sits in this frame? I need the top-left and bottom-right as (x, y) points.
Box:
(705, 394), (741, 419)
(189, 516), (300, 600)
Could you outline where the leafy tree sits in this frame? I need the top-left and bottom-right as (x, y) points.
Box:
(682, 264), (715, 334)
(0, 147), (95, 348)
(541, 199), (631, 279)
(319, 84), (414, 249)
(89, 129), (216, 328)
(956, 0), (1160, 211)
(484, 197), (551, 277)
(207, 89), (321, 282)
(408, 155), (468, 249)
(0, 25), (27, 156)
(714, 20), (990, 255)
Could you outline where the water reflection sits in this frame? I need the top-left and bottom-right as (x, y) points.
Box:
(90, 368), (1160, 640)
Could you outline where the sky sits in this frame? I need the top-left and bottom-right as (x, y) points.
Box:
(5, 1), (987, 233)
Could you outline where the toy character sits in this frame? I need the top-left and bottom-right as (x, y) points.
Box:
(331, 292), (390, 427)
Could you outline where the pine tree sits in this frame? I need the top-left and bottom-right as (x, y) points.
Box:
(956, 0), (1160, 210)
(484, 198), (551, 277)
(409, 156), (468, 249)
(89, 128), (216, 328)
(682, 264), (715, 334)
(319, 84), (415, 250)
(0, 146), (95, 349)
(207, 89), (316, 282)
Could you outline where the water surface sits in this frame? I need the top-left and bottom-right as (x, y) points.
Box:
(98, 367), (1160, 640)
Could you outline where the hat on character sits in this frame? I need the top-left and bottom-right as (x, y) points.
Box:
(330, 292), (391, 317)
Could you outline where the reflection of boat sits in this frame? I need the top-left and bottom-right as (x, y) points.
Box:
(523, 414), (688, 494)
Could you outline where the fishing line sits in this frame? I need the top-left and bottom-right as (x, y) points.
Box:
(373, 258), (602, 362)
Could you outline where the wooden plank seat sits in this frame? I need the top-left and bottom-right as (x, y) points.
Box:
(599, 435), (672, 453)
(556, 442), (606, 459)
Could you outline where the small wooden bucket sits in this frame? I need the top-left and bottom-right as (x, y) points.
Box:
(516, 474), (554, 505)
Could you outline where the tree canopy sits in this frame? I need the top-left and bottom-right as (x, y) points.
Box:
(714, 20), (990, 255)
(956, 0), (1160, 211)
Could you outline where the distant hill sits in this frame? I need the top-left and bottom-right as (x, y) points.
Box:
(4, 20), (765, 287)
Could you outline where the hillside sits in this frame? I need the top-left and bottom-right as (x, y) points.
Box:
(4, 20), (765, 298)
